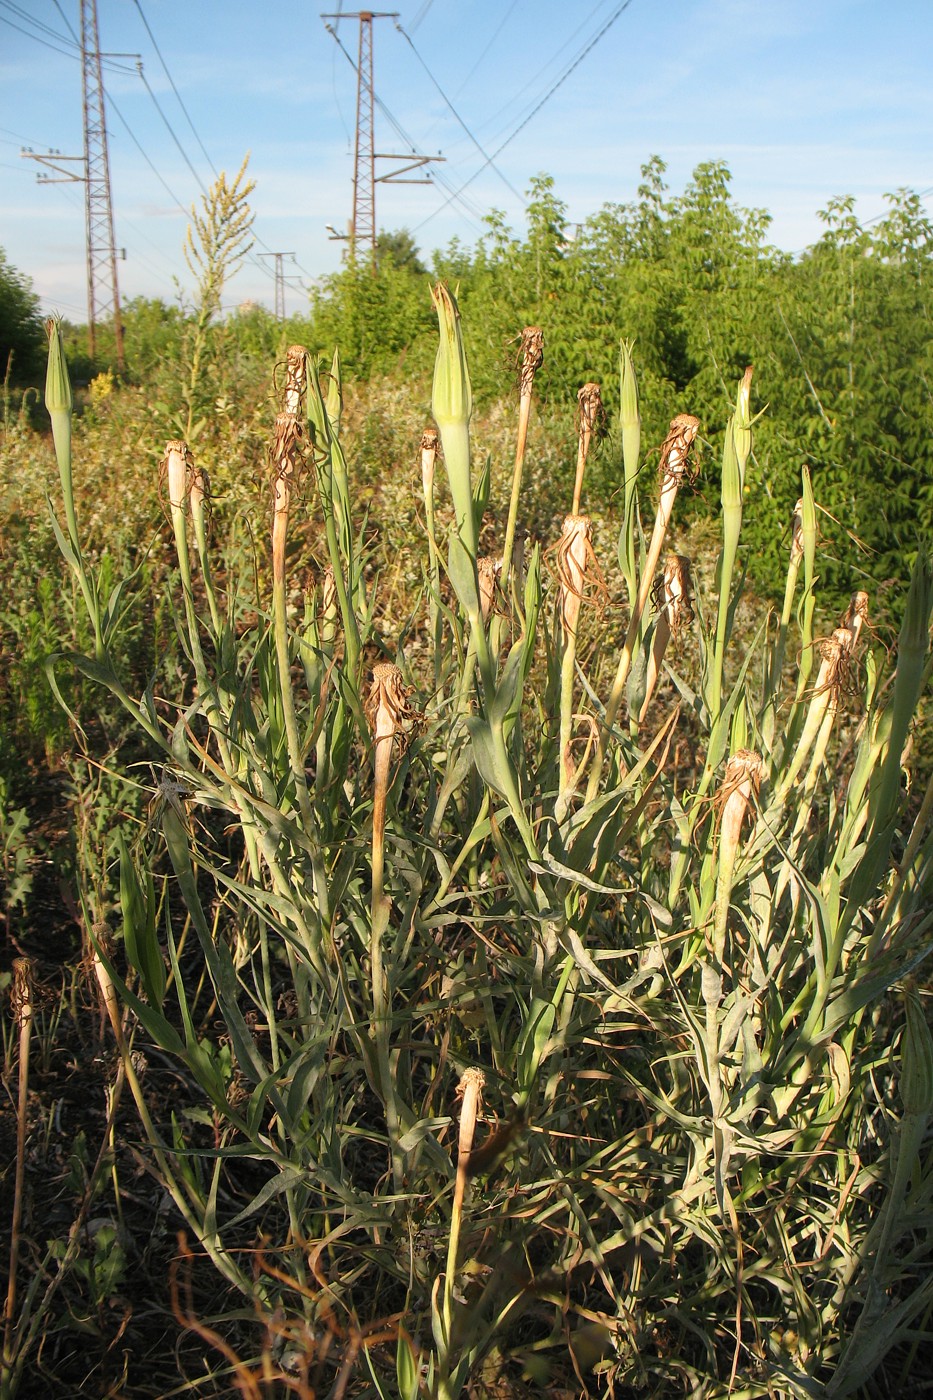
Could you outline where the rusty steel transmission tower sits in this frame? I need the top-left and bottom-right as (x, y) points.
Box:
(23, 0), (126, 369)
(81, 0), (124, 368)
(322, 10), (442, 267)
(259, 252), (296, 320)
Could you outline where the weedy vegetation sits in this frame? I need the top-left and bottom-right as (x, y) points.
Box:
(2, 260), (931, 1399)
(1, 161), (933, 1399)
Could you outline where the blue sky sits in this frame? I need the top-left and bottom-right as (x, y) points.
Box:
(2, 0), (932, 320)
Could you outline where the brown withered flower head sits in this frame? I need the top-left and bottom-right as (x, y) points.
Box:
(650, 554), (695, 636)
(517, 326), (544, 396)
(841, 590), (869, 650)
(814, 627), (858, 704)
(576, 381), (607, 441)
(477, 555), (502, 624)
(658, 413), (701, 485)
(159, 439), (196, 513)
(553, 514), (608, 638)
(281, 344), (308, 416)
(714, 748), (765, 828)
(365, 662), (422, 754)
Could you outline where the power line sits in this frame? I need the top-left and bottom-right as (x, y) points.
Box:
(467, 0), (613, 145)
(409, 0), (435, 31)
(131, 0), (219, 180)
(136, 61), (209, 195)
(106, 92), (191, 216)
(1, 0), (76, 48)
(51, 0), (79, 42)
(0, 8), (80, 60)
(394, 21), (525, 206)
(414, 0), (636, 234)
(0, 3), (136, 73)
(453, 0), (522, 100)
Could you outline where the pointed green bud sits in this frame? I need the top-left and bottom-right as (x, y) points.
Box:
(431, 282), (472, 426)
(733, 366), (753, 485)
(326, 347), (343, 434)
(620, 338), (641, 520)
(431, 283), (476, 557)
(45, 315), (73, 417)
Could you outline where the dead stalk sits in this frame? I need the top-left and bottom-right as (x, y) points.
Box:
(2, 959), (34, 1380)
(587, 414), (699, 798)
(711, 748), (764, 982)
(555, 515), (606, 816)
(365, 663), (418, 1187)
(640, 554), (694, 724)
(571, 382), (603, 516)
(501, 327), (544, 596)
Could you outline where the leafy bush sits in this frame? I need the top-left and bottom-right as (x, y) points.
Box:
(0, 247), (45, 387)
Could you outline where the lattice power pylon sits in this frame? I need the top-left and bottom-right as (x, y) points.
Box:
(24, 0), (125, 369)
(81, 0), (124, 369)
(259, 252), (296, 320)
(352, 11), (377, 260)
(322, 10), (442, 268)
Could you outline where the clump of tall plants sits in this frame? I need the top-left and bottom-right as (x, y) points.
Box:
(33, 290), (933, 1399)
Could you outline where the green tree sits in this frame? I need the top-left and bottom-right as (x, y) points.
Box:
(0, 248), (45, 387)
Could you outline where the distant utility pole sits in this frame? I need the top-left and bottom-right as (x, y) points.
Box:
(22, 0), (126, 370)
(321, 10), (443, 268)
(259, 252), (296, 320)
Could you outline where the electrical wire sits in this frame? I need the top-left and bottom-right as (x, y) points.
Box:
(394, 21), (525, 205)
(131, 0), (219, 180)
(409, 0), (436, 32)
(106, 93), (191, 217)
(458, 0), (612, 145)
(0, 9), (81, 61)
(413, 0), (636, 234)
(453, 0), (522, 100)
(0, 3), (136, 74)
(2, 0), (76, 48)
(136, 62), (209, 196)
(50, 0), (78, 42)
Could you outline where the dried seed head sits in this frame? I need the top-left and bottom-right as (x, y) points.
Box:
(577, 382), (604, 436)
(456, 1066), (487, 1162)
(814, 628), (856, 704)
(365, 663), (420, 750)
(716, 748), (764, 847)
(651, 553), (695, 635)
(270, 412), (305, 512)
(320, 565), (337, 621)
(719, 748), (765, 801)
(283, 344), (307, 416)
(790, 496), (805, 564)
(571, 382), (607, 513)
(518, 326), (544, 396)
(477, 555), (501, 623)
(161, 439), (194, 510)
(11, 957), (34, 1029)
(659, 413), (700, 483)
(554, 514), (607, 638)
(842, 590), (869, 650)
